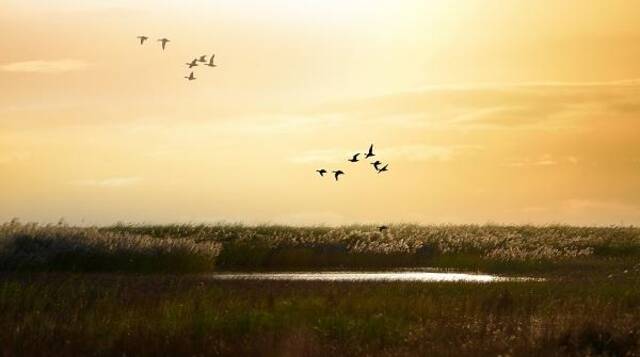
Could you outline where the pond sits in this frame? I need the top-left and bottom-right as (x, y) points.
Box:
(209, 271), (539, 282)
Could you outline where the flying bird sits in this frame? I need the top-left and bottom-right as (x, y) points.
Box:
(198, 55), (207, 63)
(186, 59), (198, 68)
(184, 72), (196, 81)
(137, 36), (148, 45)
(206, 54), (217, 67)
(348, 153), (360, 163)
(364, 144), (375, 159)
(316, 169), (327, 177)
(332, 170), (345, 181)
(157, 38), (170, 50)
(378, 225), (389, 232)
(370, 160), (382, 171)
(377, 164), (388, 173)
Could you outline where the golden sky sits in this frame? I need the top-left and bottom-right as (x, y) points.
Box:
(1, 0), (640, 225)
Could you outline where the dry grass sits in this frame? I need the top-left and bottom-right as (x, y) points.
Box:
(0, 221), (221, 272)
(2, 221), (640, 274)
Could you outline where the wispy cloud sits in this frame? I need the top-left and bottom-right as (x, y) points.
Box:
(289, 145), (481, 164)
(71, 177), (142, 188)
(378, 145), (482, 162)
(0, 151), (31, 165)
(1, 59), (90, 74)
(311, 80), (640, 129)
(561, 199), (640, 222)
(505, 155), (579, 168)
(289, 149), (343, 164)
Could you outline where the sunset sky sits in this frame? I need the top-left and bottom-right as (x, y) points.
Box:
(2, 0), (640, 226)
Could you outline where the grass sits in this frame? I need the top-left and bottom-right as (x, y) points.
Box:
(1, 221), (640, 355)
(1, 274), (639, 356)
(2, 221), (640, 275)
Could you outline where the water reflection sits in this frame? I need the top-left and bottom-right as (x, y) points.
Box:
(209, 271), (537, 282)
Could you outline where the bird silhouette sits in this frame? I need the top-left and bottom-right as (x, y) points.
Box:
(137, 36), (148, 45)
(186, 59), (198, 68)
(364, 144), (375, 159)
(370, 160), (382, 170)
(332, 170), (345, 181)
(348, 153), (360, 163)
(377, 164), (388, 173)
(198, 55), (207, 63)
(378, 225), (389, 232)
(157, 38), (170, 50)
(206, 54), (217, 67)
(316, 169), (327, 177)
(184, 72), (196, 81)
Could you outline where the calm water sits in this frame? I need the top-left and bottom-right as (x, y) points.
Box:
(209, 271), (537, 282)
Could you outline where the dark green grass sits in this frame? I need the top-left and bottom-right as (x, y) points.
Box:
(1, 273), (639, 356)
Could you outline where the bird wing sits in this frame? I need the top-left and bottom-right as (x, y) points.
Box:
(368, 145), (373, 154)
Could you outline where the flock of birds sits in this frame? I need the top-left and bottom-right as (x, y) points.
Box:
(135, 35), (387, 231)
(316, 144), (389, 181)
(136, 35), (217, 80)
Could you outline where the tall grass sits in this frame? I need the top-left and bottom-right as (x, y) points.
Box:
(2, 221), (640, 273)
(1, 274), (639, 356)
(0, 221), (220, 272)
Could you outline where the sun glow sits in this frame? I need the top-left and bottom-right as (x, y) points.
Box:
(2, 0), (640, 225)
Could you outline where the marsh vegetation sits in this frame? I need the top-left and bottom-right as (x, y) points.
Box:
(1, 221), (639, 355)
(2, 221), (639, 275)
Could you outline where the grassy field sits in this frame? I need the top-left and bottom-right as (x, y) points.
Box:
(1, 221), (640, 356)
(1, 274), (640, 356)
(2, 221), (640, 275)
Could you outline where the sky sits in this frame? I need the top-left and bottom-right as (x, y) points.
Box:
(1, 0), (640, 226)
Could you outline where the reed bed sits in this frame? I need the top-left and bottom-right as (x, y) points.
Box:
(2, 221), (639, 273)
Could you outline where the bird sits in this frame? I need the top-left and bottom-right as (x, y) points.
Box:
(316, 169), (327, 177)
(137, 36), (148, 45)
(186, 59), (198, 68)
(198, 55), (207, 63)
(364, 144), (375, 159)
(377, 164), (388, 173)
(370, 160), (382, 171)
(378, 225), (389, 232)
(184, 72), (196, 81)
(348, 153), (360, 163)
(157, 38), (170, 50)
(332, 170), (345, 181)
(205, 54), (217, 67)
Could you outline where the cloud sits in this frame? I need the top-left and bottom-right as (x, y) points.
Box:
(271, 212), (354, 226)
(560, 199), (640, 225)
(516, 199), (640, 225)
(311, 80), (640, 129)
(289, 144), (481, 164)
(505, 155), (579, 168)
(0, 151), (31, 165)
(71, 177), (142, 188)
(289, 149), (344, 164)
(1, 59), (90, 73)
(378, 144), (482, 162)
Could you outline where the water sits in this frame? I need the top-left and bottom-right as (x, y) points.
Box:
(209, 271), (537, 282)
